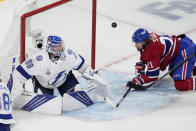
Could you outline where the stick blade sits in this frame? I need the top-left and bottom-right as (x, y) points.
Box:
(104, 97), (116, 108)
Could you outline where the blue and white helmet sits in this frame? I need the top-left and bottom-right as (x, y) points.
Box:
(46, 36), (65, 57)
(132, 28), (150, 43)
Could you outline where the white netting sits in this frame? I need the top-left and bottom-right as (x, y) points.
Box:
(0, 0), (94, 83)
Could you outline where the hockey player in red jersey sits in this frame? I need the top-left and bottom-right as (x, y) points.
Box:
(127, 28), (196, 91)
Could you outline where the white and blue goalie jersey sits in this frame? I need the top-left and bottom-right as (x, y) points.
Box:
(0, 82), (14, 124)
(16, 48), (85, 88)
(11, 48), (86, 100)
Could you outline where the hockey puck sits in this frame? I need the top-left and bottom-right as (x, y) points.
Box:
(111, 22), (117, 28)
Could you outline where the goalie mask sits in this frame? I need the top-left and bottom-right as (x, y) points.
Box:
(46, 36), (65, 58)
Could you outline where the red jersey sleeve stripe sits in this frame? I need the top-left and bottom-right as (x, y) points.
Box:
(146, 68), (160, 78)
(182, 50), (188, 80)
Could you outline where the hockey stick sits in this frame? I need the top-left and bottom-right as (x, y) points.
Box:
(7, 58), (16, 92)
(115, 52), (195, 108)
(115, 87), (135, 108)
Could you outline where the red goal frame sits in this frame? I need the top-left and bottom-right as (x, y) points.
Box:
(20, 0), (97, 69)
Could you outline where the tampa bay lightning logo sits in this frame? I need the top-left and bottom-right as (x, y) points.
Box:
(48, 70), (67, 86)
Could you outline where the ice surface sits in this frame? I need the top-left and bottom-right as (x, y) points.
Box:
(63, 70), (178, 120)
(0, 0), (196, 131)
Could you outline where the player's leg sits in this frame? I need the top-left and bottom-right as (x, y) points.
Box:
(32, 76), (54, 95)
(57, 71), (79, 96)
(172, 36), (196, 91)
(173, 55), (195, 91)
(0, 124), (10, 131)
(174, 78), (196, 91)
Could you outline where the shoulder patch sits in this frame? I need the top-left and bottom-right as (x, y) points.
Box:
(67, 49), (78, 59)
(67, 49), (73, 55)
(36, 55), (43, 61)
(25, 59), (34, 69)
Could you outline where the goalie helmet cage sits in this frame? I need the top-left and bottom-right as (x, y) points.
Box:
(21, 0), (97, 68)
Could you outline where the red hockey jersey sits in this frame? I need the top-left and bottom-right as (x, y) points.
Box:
(138, 33), (180, 84)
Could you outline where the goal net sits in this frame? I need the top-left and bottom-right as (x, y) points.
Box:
(0, 0), (96, 83)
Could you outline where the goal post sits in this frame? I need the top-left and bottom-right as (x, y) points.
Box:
(20, 0), (72, 63)
(91, 0), (97, 69)
(20, 0), (97, 69)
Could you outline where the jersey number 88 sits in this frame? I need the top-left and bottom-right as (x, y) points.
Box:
(0, 93), (10, 111)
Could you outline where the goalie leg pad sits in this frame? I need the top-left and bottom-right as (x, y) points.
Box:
(62, 91), (94, 112)
(88, 73), (110, 98)
(174, 77), (196, 91)
(14, 91), (62, 115)
(62, 90), (105, 112)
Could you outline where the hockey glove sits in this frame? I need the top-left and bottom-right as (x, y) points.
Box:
(126, 80), (143, 90)
(135, 62), (146, 76)
(132, 77), (143, 85)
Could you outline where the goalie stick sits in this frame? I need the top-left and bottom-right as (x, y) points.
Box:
(104, 97), (116, 108)
(7, 58), (16, 92)
(115, 52), (195, 108)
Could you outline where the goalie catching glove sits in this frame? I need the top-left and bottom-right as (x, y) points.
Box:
(81, 65), (107, 87)
(77, 64), (110, 98)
